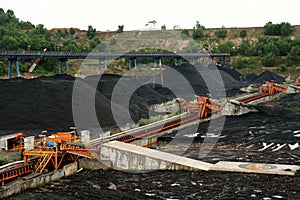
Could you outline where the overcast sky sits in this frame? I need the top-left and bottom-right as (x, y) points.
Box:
(2, 0), (299, 31)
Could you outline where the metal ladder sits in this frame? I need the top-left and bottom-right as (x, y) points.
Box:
(35, 153), (53, 173)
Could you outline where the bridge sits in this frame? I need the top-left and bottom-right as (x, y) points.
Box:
(0, 50), (230, 78)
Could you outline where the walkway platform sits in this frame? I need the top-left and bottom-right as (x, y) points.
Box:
(100, 141), (213, 171)
(100, 141), (300, 175)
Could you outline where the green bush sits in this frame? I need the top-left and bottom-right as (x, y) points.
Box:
(215, 28), (227, 39)
(240, 30), (247, 38)
(262, 52), (277, 67)
(0, 156), (12, 165)
(138, 116), (161, 126)
(233, 58), (250, 69)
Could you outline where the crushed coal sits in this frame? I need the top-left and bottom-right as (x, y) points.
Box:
(0, 64), (287, 134)
(250, 70), (285, 85)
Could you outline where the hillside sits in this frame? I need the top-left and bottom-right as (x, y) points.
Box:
(0, 8), (300, 77)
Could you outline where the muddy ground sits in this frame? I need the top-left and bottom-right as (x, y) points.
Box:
(8, 93), (300, 200)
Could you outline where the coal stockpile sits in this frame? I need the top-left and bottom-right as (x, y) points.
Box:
(8, 170), (300, 200)
(250, 70), (285, 85)
(0, 74), (175, 132)
(0, 64), (288, 133)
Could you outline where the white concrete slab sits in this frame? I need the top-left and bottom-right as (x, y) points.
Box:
(211, 161), (300, 176)
(101, 141), (214, 171)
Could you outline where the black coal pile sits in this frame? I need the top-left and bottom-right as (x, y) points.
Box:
(0, 64), (289, 133)
(0, 74), (175, 132)
(250, 70), (285, 85)
(164, 63), (245, 98)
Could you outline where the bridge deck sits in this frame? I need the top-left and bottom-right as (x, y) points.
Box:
(0, 50), (229, 59)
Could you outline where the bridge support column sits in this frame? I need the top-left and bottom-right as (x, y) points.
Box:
(65, 59), (68, 74)
(159, 58), (164, 88)
(59, 60), (63, 74)
(8, 59), (12, 79)
(129, 59), (132, 76)
(98, 59), (101, 75)
(134, 58), (137, 77)
(153, 59), (157, 89)
(104, 59), (107, 70)
(15, 59), (20, 77)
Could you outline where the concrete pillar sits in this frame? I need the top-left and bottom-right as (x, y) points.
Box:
(98, 59), (101, 75)
(65, 60), (68, 74)
(59, 60), (63, 74)
(104, 59), (107, 69)
(15, 59), (20, 77)
(8, 60), (12, 79)
(134, 58), (137, 77)
(129, 59), (132, 76)
(153, 59), (157, 89)
(159, 58), (164, 88)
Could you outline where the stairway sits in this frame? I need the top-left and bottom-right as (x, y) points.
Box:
(35, 153), (53, 173)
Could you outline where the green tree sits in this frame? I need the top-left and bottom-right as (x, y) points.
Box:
(240, 29), (247, 38)
(69, 27), (75, 35)
(287, 46), (300, 66)
(117, 25), (124, 33)
(261, 52), (277, 67)
(238, 40), (251, 55)
(280, 22), (294, 36)
(146, 20), (157, 28)
(215, 26), (227, 39)
(192, 21), (205, 40)
(215, 41), (235, 55)
(6, 9), (15, 18)
(263, 42), (280, 56)
(277, 38), (292, 56)
(181, 29), (189, 36)
(87, 25), (96, 39)
(161, 24), (166, 31)
(233, 58), (250, 69)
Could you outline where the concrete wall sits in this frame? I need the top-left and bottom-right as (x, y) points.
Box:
(221, 101), (256, 116)
(285, 85), (300, 94)
(100, 141), (213, 171)
(0, 162), (78, 199)
(78, 158), (111, 170)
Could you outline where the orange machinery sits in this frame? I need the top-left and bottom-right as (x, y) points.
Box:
(23, 131), (95, 174)
(178, 96), (224, 118)
(259, 81), (287, 95)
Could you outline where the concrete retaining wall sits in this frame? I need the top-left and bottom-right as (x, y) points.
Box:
(0, 162), (78, 199)
(78, 158), (112, 170)
(221, 101), (256, 116)
(100, 141), (213, 171)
